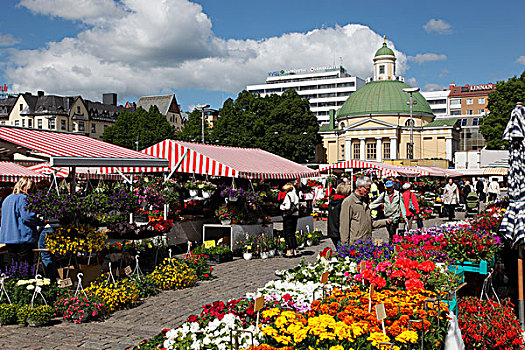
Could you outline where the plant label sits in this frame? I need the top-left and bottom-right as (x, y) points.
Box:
(321, 271), (329, 284)
(373, 239), (383, 246)
(369, 284), (375, 299)
(124, 266), (132, 276)
(359, 261), (366, 273)
(204, 240), (216, 249)
(375, 303), (387, 321)
(254, 296), (264, 312)
(59, 278), (73, 288)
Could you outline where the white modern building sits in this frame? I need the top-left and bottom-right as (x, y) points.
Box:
(246, 66), (365, 123)
(420, 90), (449, 118)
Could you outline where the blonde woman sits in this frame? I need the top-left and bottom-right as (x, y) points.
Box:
(280, 182), (300, 257)
(0, 177), (42, 265)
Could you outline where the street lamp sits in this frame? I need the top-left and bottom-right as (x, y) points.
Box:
(196, 104), (210, 144)
(403, 87), (420, 160)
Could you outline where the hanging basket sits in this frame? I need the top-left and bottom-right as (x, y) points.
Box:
(220, 219), (231, 225)
(229, 196), (239, 202)
(202, 191), (214, 199)
(189, 189), (199, 197)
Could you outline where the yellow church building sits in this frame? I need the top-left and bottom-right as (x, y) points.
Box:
(319, 41), (460, 166)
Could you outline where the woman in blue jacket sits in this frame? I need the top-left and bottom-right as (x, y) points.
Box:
(0, 177), (41, 265)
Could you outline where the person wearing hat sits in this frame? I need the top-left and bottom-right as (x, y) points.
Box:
(401, 183), (421, 231)
(370, 179), (406, 240)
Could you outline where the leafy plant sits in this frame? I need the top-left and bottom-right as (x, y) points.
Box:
(0, 303), (18, 325)
(54, 296), (105, 323)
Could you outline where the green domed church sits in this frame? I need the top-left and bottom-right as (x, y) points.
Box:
(320, 40), (460, 165)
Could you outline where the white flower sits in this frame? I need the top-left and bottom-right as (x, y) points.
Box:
(26, 285), (35, 290)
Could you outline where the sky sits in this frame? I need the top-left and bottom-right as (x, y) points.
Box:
(0, 0), (524, 111)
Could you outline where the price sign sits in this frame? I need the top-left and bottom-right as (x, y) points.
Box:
(375, 303), (387, 321)
(204, 240), (216, 249)
(254, 296), (265, 312)
(124, 266), (133, 276)
(373, 239), (383, 246)
(321, 271), (329, 284)
(369, 284), (375, 299)
(59, 278), (73, 288)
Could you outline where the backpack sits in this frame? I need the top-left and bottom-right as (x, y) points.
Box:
(282, 193), (299, 216)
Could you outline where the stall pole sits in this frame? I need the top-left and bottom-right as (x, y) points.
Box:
(519, 246), (524, 330)
(70, 167), (76, 194)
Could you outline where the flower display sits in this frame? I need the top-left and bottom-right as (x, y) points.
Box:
(54, 296), (105, 323)
(276, 254), (357, 285)
(336, 238), (394, 263)
(149, 258), (198, 290)
(458, 297), (524, 350)
(85, 276), (141, 313)
(215, 204), (238, 222)
(185, 253), (214, 281)
(45, 224), (108, 255)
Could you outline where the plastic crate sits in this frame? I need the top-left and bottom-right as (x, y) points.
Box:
(448, 264), (465, 283)
(444, 297), (457, 315)
(454, 257), (495, 275)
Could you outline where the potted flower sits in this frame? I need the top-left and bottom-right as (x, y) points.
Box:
(220, 186), (244, 202)
(242, 243), (253, 260)
(25, 305), (54, 327)
(185, 180), (201, 197)
(200, 181), (217, 199)
(215, 204), (235, 225)
(54, 296), (105, 323)
(295, 231), (305, 249)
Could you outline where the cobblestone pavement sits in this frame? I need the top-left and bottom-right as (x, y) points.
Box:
(0, 213), (465, 349)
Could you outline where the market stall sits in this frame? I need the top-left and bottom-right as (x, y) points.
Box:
(319, 159), (422, 177)
(0, 161), (47, 182)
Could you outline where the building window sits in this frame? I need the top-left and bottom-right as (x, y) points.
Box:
(379, 65), (385, 74)
(48, 119), (55, 129)
(405, 119), (415, 127)
(383, 142), (390, 159)
(340, 144), (345, 159)
(366, 142), (376, 160)
(19, 104), (23, 111)
(72, 123), (76, 131)
(450, 98), (461, 105)
(472, 118), (480, 126)
(467, 110), (473, 115)
(339, 122), (345, 129)
(478, 98), (485, 104)
(22, 119), (25, 127)
(28, 119), (32, 127)
(14, 120), (19, 126)
(479, 109), (485, 114)
(37, 119), (42, 129)
(91, 123), (96, 133)
(451, 110), (461, 116)
(353, 143), (360, 159)
(466, 99), (473, 105)
(461, 118), (468, 126)
(406, 143), (413, 159)
(77, 106), (81, 113)
(79, 121), (85, 131)
(61, 119), (66, 130)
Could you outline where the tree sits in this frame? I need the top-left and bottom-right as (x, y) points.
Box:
(209, 90), (320, 163)
(102, 106), (176, 150)
(175, 109), (211, 142)
(480, 71), (525, 149)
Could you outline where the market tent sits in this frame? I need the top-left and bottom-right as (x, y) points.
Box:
(319, 160), (420, 177)
(28, 162), (121, 180)
(0, 162), (47, 182)
(0, 126), (168, 168)
(483, 159), (509, 175)
(103, 140), (318, 179)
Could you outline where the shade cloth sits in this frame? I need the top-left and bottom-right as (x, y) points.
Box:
(500, 104), (525, 246)
(0, 126), (168, 168)
(28, 162), (121, 180)
(103, 140), (318, 179)
(319, 160), (420, 177)
(0, 162), (46, 182)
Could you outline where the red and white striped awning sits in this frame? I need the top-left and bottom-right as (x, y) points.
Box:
(0, 162), (47, 182)
(320, 160), (420, 177)
(0, 126), (168, 168)
(103, 140), (318, 179)
(28, 163), (121, 180)
(483, 168), (508, 176)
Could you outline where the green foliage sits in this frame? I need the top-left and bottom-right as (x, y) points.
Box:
(102, 106), (177, 150)
(204, 90), (320, 163)
(175, 109), (211, 142)
(0, 303), (18, 325)
(480, 71), (525, 149)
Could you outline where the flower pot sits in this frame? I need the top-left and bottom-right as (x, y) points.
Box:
(260, 251), (269, 259)
(27, 319), (44, 327)
(220, 219), (231, 225)
(202, 191), (213, 199)
(229, 196), (238, 202)
(268, 249), (276, 257)
(243, 252), (253, 260)
(189, 189), (199, 197)
(306, 240), (312, 247)
(298, 243), (305, 249)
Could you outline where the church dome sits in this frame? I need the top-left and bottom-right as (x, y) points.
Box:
(374, 42), (395, 57)
(336, 80), (434, 118)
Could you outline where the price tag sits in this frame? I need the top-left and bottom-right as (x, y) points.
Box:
(369, 284), (375, 299)
(254, 296), (265, 312)
(375, 303), (387, 321)
(59, 278), (73, 288)
(373, 239), (383, 246)
(321, 271), (329, 284)
(115, 268), (120, 278)
(124, 266), (132, 276)
(359, 261), (366, 273)
(204, 240), (216, 249)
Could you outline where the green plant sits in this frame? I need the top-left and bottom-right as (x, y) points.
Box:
(0, 303), (18, 325)
(19, 305), (54, 326)
(16, 304), (30, 325)
(54, 296), (105, 323)
(130, 275), (159, 298)
(149, 258), (198, 290)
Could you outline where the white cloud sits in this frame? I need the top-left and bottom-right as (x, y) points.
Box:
(439, 68), (450, 78)
(0, 32), (20, 46)
(423, 83), (447, 91)
(6, 0), (408, 101)
(408, 53), (447, 64)
(517, 56), (525, 65)
(18, 0), (125, 23)
(423, 19), (452, 34)
(406, 77), (418, 87)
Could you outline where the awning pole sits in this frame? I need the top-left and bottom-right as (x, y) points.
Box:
(70, 167), (76, 194)
(519, 246), (524, 330)
(115, 169), (133, 184)
(164, 149), (188, 183)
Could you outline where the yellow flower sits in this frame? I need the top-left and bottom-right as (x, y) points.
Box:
(367, 332), (391, 348)
(395, 330), (418, 344)
(329, 346), (345, 350)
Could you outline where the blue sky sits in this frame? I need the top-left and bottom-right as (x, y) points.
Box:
(0, 0), (524, 111)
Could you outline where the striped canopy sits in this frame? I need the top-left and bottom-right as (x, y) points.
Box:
(103, 140), (318, 179)
(28, 162), (121, 180)
(483, 168), (508, 176)
(0, 126), (168, 168)
(320, 160), (420, 177)
(0, 162), (47, 182)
